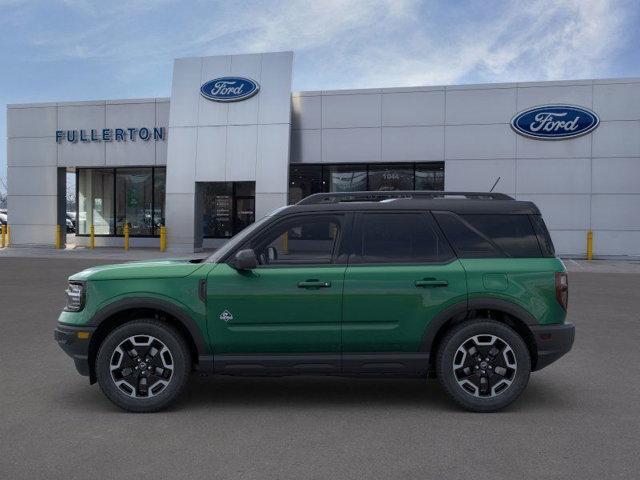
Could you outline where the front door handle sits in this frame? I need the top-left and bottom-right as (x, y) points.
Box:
(298, 280), (332, 289)
(415, 278), (448, 288)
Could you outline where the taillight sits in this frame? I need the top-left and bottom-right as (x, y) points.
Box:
(555, 272), (568, 310)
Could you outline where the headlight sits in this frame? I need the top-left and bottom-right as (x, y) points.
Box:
(65, 282), (85, 312)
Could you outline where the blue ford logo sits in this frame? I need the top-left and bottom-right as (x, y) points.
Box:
(200, 77), (260, 102)
(511, 105), (599, 140)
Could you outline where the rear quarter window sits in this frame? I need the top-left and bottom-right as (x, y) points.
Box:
(433, 212), (543, 258)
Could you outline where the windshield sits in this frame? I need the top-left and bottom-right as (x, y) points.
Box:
(206, 206), (289, 263)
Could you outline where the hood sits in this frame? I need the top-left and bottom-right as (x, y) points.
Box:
(69, 259), (206, 282)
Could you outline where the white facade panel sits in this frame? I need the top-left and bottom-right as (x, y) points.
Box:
(591, 195), (640, 230)
(593, 82), (640, 121)
(195, 126), (227, 181)
(164, 192), (195, 251)
(290, 129), (321, 164)
(516, 85), (592, 111)
(445, 159), (515, 195)
(516, 134), (591, 159)
(7, 106), (57, 138)
(256, 124), (290, 194)
(106, 139), (155, 166)
(445, 124), (516, 159)
(7, 137), (57, 167)
(381, 126), (444, 161)
(593, 231), (640, 257)
(592, 158), (640, 193)
(7, 194), (58, 225)
(446, 88), (516, 125)
(7, 166), (58, 196)
(292, 95), (321, 130)
(592, 121), (640, 157)
(155, 101), (170, 165)
(322, 128), (381, 163)
(381, 91), (445, 126)
(169, 57), (202, 127)
(5, 224), (56, 246)
(166, 128), (196, 194)
(550, 230), (587, 257)
(516, 158), (591, 194)
(225, 125), (257, 180)
(322, 94), (381, 129)
(258, 51), (294, 124)
(516, 194), (590, 230)
(57, 104), (105, 132)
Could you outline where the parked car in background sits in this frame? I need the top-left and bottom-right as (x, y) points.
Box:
(0, 211), (7, 226)
(66, 212), (76, 233)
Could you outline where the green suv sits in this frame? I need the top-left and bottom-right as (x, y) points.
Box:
(55, 191), (574, 412)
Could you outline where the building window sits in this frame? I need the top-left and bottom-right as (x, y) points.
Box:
(76, 167), (165, 237)
(288, 162), (445, 203)
(200, 182), (255, 239)
(77, 169), (115, 235)
(116, 169), (153, 236)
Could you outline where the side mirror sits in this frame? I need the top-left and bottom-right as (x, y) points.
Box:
(231, 249), (258, 271)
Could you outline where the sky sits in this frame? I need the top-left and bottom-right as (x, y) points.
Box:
(1, 0), (639, 191)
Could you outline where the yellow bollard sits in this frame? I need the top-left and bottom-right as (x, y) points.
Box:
(6, 225), (10, 246)
(587, 229), (593, 261)
(160, 226), (167, 252)
(124, 224), (130, 251)
(1, 224), (6, 248)
(55, 225), (62, 249)
(90, 224), (95, 249)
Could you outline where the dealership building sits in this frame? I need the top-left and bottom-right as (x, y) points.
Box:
(6, 51), (640, 256)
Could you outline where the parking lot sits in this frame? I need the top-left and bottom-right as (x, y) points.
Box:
(1, 256), (639, 479)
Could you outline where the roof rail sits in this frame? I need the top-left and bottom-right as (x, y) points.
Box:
(297, 191), (513, 205)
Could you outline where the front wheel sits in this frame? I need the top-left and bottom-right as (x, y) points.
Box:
(96, 320), (191, 412)
(436, 319), (531, 412)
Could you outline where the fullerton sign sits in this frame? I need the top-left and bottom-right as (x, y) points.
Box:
(510, 105), (599, 140)
(55, 127), (165, 143)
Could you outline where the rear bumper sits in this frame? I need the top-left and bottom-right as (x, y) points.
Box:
(531, 322), (575, 371)
(54, 324), (96, 377)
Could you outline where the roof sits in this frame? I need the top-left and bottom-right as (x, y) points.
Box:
(281, 191), (540, 215)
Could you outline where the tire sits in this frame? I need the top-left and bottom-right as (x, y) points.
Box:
(96, 320), (191, 413)
(436, 319), (531, 412)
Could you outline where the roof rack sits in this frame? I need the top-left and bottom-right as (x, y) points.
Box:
(297, 191), (513, 205)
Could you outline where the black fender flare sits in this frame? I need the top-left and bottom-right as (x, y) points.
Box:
(420, 297), (538, 353)
(88, 297), (210, 356)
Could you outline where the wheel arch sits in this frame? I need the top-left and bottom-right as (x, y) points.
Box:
(422, 298), (539, 371)
(86, 298), (210, 384)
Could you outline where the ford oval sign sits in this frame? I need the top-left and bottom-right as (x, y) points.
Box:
(511, 105), (599, 140)
(200, 77), (260, 102)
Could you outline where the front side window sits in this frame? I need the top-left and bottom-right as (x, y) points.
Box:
(246, 215), (341, 266)
(354, 212), (453, 264)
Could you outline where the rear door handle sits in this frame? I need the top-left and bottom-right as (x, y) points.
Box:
(298, 280), (332, 289)
(415, 278), (448, 288)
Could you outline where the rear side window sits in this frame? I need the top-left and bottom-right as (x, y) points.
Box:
(462, 215), (542, 258)
(353, 212), (454, 264)
(433, 212), (503, 258)
(434, 212), (543, 258)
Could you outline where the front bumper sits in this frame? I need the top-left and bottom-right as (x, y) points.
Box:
(54, 324), (96, 377)
(530, 322), (575, 371)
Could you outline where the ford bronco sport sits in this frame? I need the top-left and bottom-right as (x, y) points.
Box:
(55, 191), (574, 412)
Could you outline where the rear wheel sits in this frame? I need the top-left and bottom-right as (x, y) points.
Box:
(436, 319), (530, 412)
(96, 320), (191, 412)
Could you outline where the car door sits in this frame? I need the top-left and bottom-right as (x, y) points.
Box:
(341, 211), (467, 374)
(206, 213), (349, 368)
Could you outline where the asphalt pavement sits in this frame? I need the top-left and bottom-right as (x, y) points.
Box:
(0, 256), (639, 479)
